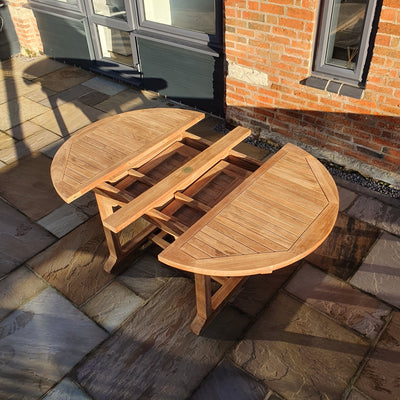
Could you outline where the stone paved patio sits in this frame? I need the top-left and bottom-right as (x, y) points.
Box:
(0, 55), (399, 400)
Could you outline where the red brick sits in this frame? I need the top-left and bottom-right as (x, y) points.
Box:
(227, 92), (245, 102)
(254, 107), (275, 118)
(248, 1), (259, 11)
(281, 94), (307, 106)
(266, 15), (279, 25)
(249, 39), (270, 49)
(237, 28), (255, 37)
(343, 149), (371, 163)
(379, 22), (400, 35)
(286, 8), (315, 21)
(279, 17), (305, 30)
(353, 137), (382, 152)
(226, 18), (247, 28)
(383, 147), (400, 158)
(225, 0), (246, 6)
(226, 77), (247, 88)
(242, 11), (265, 22)
(248, 22), (270, 32)
(380, 7), (397, 22)
(270, 0), (294, 5)
(254, 94), (275, 106)
(225, 7), (237, 18)
(260, 3), (285, 15)
(375, 34), (392, 46)
(271, 26), (298, 39)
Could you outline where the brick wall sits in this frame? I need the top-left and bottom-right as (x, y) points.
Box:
(8, 0), (43, 55)
(225, 0), (400, 186)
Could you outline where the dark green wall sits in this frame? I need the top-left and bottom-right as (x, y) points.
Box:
(0, 6), (20, 60)
(33, 11), (92, 68)
(137, 38), (224, 115)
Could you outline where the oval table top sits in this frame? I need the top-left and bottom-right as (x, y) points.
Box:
(51, 108), (204, 203)
(158, 143), (339, 277)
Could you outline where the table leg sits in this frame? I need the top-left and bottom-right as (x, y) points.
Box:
(95, 192), (124, 272)
(191, 274), (247, 335)
(94, 191), (156, 272)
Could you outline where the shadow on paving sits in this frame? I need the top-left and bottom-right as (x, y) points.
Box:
(0, 55), (400, 400)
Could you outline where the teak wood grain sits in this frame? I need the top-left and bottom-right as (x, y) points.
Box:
(51, 108), (205, 203)
(51, 108), (339, 335)
(102, 126), (251, 233)
(158, 143), (339, 277)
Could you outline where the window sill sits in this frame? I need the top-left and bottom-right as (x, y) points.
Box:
(300, 76), (364, 99)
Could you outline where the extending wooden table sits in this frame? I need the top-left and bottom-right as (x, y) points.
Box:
(51, 108), (339, 334)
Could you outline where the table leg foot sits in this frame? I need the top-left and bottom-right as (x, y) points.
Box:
(191, 274), (247, 335)
(104, 255), (118, 273)
(190, 315), (208, 335)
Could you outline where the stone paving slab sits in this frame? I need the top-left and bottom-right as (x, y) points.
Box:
(0, 153), (65, 220)
(190, 359), (268, 400)
(0, 96), (48, 131)
(35, 66), (94, 92)
(334, 176), (400, 208)
(348, 195), (400, 236)
(21, 57), (65, 81)
(0, 199), (55, 277)
(81, 281), (144, 333)
(338, 185), (358, 211)
(73, 277), (250, 400)
(117, 252), (177, 300)
(231, 263), (297, 317)
(355, 311), (400, 400)
(39, 84), (95, 109)
(350, 232), (400, 308)
(39, 137), (66, 159)
(6, 120), (48, 140)
(0, 131), (15, 150)
(306, 213), (381, 280)
(31, 100), (106, 137)
(347, 390), (370, 400)
(71, 192), (99, 217)
(38, 203), (89, 238)
(94, 87), (166, 114)
(27, 216), (115, 306)
(0, 77), (43, 104)
(0, 266), (47, 322)
(231, 293), (369, 400)
(24, 86), (57, 103)
(0, 128), (60, 164)
(0, 287), (107, 400)
(285, 263), (390, 339)
(82, 76), (127, 96)
(0, 57), (33, 80)
(79, 90), (110, 107)
(43, 378), (92, 400)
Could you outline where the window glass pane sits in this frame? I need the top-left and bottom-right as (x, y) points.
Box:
(143, 0), (215, 35)
(92, 0), (127, 21)
(326, 0), (367, 70)
(97, 25), (133, 66)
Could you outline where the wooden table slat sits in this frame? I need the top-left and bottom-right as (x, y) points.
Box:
(51, 108), (205, 202)
(240, 190), (314, 225)
(234, 196), (308, 236)
(207, 219), (272, 253)
(103, 126), (251, 233)
(215, 212), (290, 251)
(202, 225), (256, 255)
(222, 202), (300, 244)
(159, 143), (339, 276)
